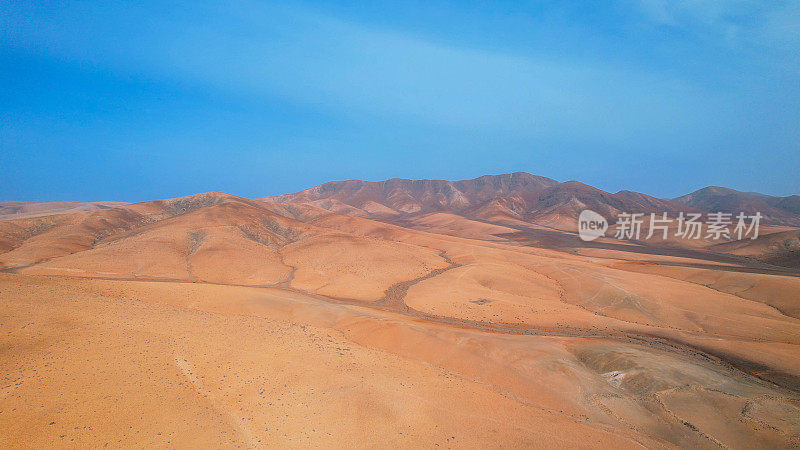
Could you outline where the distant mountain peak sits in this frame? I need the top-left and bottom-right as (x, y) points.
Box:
(256, 173), (800, 227)
(674, 186), (800, 224)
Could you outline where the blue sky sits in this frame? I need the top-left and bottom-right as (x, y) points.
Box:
(1, 0), (798, 202)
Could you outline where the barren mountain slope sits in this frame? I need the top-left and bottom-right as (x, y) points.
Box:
(262, 172), (559, 216)
(675, 186), (800, 225)
(2, 183), (800, 447)
(0, 200), (128, 220)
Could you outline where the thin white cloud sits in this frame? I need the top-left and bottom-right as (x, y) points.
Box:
(632, 0), (800, 56)
(0, 1), (731, 144)
(1, 0), (794, 151)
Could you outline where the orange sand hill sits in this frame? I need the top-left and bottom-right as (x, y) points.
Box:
(2, 179), (800, 447)
(0, 200), (127, 221)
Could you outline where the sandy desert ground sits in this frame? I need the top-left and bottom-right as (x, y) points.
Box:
(2, 175), (800, 448)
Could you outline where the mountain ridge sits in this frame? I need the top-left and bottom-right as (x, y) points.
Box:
(262, 172), (800, 226)
(4, 173), (800, 227)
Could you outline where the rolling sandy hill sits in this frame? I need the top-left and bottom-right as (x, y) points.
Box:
(2, 178), (800, 447)
(0, 192), (450, 301)
(711, 228), (800, 267)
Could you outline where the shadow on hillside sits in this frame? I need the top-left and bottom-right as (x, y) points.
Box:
(496, 228), (800, 277)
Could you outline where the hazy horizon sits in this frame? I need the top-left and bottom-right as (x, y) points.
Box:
(1, 170), (797, 205)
